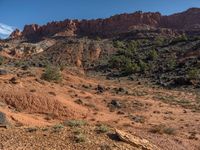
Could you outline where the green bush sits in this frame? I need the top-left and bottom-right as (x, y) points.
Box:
(187, 68), (200, 80)
(64, 120), (87, 127)
(127, 41), (138, 52)
(74, 133), (86, 143)
(167, 59), (176, 70)
(149, 49), (158, 60)
(109, 51), (141, 75)
(123, 62), (140, 75)
(41, 66), (62, 82)
(109, 55), (128, 68)
(110, 40), (163, 76)
(173, 34), (188, 43)
(52, 124), (64, 132)
(117, 49), (134, 58)
(14, 60), (27, 67)
(96, 124), (110, 133)
(149, 124), (176, 135)
(154, 37), (165, 46)
(59, 64), (65, 71)
(136, 39), (148, 46)
(139, 60), (148, 72)
(113, 40), (125, 49)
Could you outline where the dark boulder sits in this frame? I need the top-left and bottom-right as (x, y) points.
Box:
(96, 84), (106, 93)
(0, 69), (8, 75)
(0, 112), (9, 128)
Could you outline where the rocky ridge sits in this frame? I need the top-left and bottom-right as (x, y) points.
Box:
(10, 8), (200, 41)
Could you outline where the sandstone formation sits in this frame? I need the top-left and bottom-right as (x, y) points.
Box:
(9, 29), (22, 39)
(115, 129), (160, 150)
(10, 8), (200, 41)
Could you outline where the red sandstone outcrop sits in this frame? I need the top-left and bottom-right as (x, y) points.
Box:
(10, 8), (200, 41)
(161, 8), (200, 30)
(9, 29), (22, 39)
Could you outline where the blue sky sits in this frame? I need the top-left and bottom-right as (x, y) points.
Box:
(1, 0), (200, 29)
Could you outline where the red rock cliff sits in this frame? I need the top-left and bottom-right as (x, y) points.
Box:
(10, 8), (200, 41)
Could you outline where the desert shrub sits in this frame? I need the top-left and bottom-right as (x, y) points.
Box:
(123, 62), (140, 75)
(163, 127), (176, 135)
(109, 55), (128, 68)
(146, 62), (156, 72)
(74, 133), (86, 143)
(129, 40), (138, 47)
(41, 66), (62, 82)
(26, 127), (37, 132)
(173, 34), (188, 43)
(149, 124), (176, 135)
(72, 128), (87, 143)
(115, 40), (138, 58)
(113, 40), (125, 49)
(127, 40), (138, 52)
(59, 64), (65, 71)
(149, 49), (158, 60)
(154, 36), (165, 46)
(96, 124), (110, 133)
(187, 68), (200, 80)
(136, 39), (149, 46)
(72, 128), (82, 135)
(110, 40), (161, 76)
(109, 54), (140, 73)
(167, 59), (177, 70)
(117, 49), (134, 58)
(52, 124), (64, 132)
(178, 34), (188, 41)
(64, 120), (87, 127)
(14, 60), (27, 67)
(139, 60), (148, 72)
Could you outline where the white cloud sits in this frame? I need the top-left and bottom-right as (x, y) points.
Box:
(0, 23), (15, 39)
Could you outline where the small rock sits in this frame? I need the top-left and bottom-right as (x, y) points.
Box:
(82, 84), (90, 89)
(26, 127), (37, 132)
(117, 111), (125, 115)
(118, 87), (125, 92)
(96, 85), (105, 93)
(115, 129), (160, 150)
(132, 115), (145, 123)
(74, 99), (84, 105)
(110, 100), (122, 108)
(9, 77), (20, 84)
(153, 111), (160, 114)
(35, 78), (45, 85)
(183, 110), (187, 113)
(0, 112), (9, 128)
(0, 69), (8, 75)
(48, 92), (56, 96)
(21, 65), (29, 70)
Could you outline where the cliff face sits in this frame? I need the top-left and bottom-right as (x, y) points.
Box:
(10, 8), (200, 41)
(21, 20), (78, 39)
(161, 8), (200, 30)
(78, 12), (162, 36)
